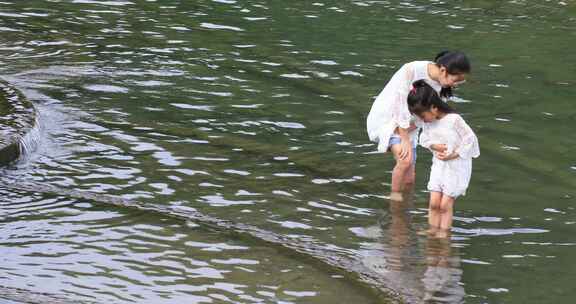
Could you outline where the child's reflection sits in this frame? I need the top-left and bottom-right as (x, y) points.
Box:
(421, 232), (466, 303)
(358, 193), (466, 303)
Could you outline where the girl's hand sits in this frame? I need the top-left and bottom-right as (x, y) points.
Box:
(399, 137), (412, 160)
(436, 151), (459, 161)
(430, 144), (447, 153)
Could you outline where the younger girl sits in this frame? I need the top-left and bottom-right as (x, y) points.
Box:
(366, 51), (471, 200)
(407, 80), (479, 235)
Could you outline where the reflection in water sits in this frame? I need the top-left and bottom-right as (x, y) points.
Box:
(357, 193), (465, 303)
(422, 235), (465, 303)
(0, 187), (379, 304)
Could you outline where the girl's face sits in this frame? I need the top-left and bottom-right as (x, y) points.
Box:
(418, 106), (441, 123)
(439, 67), (467, 87)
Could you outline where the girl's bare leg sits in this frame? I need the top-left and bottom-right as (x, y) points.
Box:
(428, 191), (442, 229)
(402, 163), (416, 189)
(389, 144), (414, 198)
(439, 194), (456, 231)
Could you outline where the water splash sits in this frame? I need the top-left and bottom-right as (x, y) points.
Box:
(17, 115), (41, 159)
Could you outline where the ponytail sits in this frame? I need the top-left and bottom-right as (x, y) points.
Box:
(434, 50), (471, 99)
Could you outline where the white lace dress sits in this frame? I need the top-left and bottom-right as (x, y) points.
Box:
(419, 113), (480, 198)
(366, 61), (442, 152)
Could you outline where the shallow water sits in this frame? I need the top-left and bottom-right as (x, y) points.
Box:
(0, 0), (575, 303)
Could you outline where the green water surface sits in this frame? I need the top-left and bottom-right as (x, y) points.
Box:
(0, 0), (576, 303)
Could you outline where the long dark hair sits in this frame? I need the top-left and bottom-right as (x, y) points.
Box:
(408, 80), (455, 116)
(434, 50), (471, 99)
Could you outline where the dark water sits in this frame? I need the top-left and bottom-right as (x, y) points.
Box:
(0, 0), (575, 303)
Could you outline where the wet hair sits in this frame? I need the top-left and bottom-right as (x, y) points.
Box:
(408, 80), (455, 116)
(434, 50), (471, 99)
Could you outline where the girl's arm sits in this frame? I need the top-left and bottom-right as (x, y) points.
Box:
(396, 126), (412, 160)
(453, 115), (480, 159)
(419, 126), (447, 153)
(430, 144), (448, 153)
(419, 126), (432, 150)
(390, 63), (416, 159)
(436, 150), (459, 161)
(406, 122), (417, 133)
(390, 63), (415, 130)
(368, 63), (415, 153)
(437, 116), (479, 161)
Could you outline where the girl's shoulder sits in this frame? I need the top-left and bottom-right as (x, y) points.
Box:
(446, 113), (473, 127)
(408, 61), (437, 84)
(395, 61), (426, 82)
(444, 113), (464, 123)
(407, 60), (433, 65)
(445, 113), (462, 118)
(406, 60), (432, 72)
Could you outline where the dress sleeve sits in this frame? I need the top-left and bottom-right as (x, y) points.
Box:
(419, 124), (432, 150)
(390, 63), (415, 129)
(366, 62), (417, 152)
(454, 115), (480, 159)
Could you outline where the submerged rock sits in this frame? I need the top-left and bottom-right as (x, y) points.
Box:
(0, 79), (36, 166)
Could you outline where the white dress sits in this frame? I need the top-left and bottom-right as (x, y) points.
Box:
(419, 113), (480, 198)
(366, 61), (442, 152)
